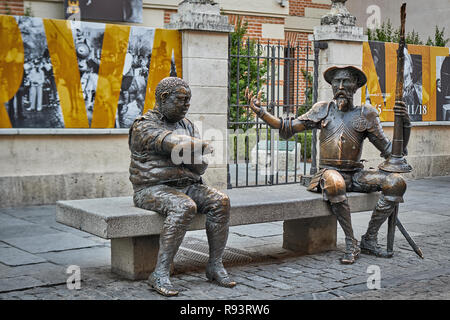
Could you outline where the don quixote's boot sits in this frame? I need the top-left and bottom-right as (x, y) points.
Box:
(330, 200), (360, 264)
(360, 197), (396, 258)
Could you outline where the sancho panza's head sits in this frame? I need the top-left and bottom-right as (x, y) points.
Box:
(324, 66), (367, 111)
(155, 77), (192, 123)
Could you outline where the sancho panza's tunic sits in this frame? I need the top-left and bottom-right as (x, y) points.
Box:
(128, 109), (203, 191)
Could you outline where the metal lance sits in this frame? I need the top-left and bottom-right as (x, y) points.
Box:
(396, 217), (424, 259)
(379, 3), (412, 173)
(380, 4), (423, 259)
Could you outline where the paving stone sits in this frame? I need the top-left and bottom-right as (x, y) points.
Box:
(0, 276), (45, 293)
(243, 280), (271, 290)
(340, 283), (370, 295)
(1, 263), (69, 285)
(312, 291), (337, 300)
(0, 205), (55, 218)
(37, 246), (110, 268)
(230, 222), (283, 238)
(0, 262), (64, 278)
(0, 247), (47, 266)
(0, 176), (450, 300)
(3, 233), (102, 254)
(0, 224), (61, 240)
(253, 270), (288, 282)
(321, 280), (346, 290)
(277, 266), (303, 274)
(22, 215), (61, 228)
(0, 215), (33, 228)
(280, 293), (314, 300)
(48, 223), (94, 238)
(268, 281), (293, 290)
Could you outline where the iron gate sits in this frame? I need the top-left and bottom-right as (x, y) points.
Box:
(227, 37), (321, 189)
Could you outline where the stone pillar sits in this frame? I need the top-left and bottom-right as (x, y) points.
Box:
(111, 236), (160, 280)
(283, 216), (337, 254)
(166, 0), (234, 190)
(309, 0), (367, 167)
(310, 0), (368, 104)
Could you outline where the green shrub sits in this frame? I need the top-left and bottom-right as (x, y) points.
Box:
(229, 18), (268, 131)
(294, 132), (312, 160)
(367, 21), (448, 47)
(228, 130), (312, 161)
(426, 26), (450, 47)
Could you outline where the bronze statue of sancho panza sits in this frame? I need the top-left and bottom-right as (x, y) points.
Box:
(246, 66), (411, 264)
(128, 77), (236, 296)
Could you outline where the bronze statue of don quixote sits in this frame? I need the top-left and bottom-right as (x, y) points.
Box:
(246, 3), (422, 263)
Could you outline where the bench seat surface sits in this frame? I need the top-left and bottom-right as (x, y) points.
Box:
(56, 184), (379, 239)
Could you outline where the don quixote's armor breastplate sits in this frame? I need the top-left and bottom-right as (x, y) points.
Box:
(319, 104), (368, 171)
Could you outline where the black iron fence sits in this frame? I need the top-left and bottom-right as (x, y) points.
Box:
(227, 37), (320, 188)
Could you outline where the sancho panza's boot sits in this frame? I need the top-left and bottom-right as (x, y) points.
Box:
(204, 200), (236, 288)
(360, 196), (396, 258)
(330, 200), (360, 264)
(148, 204), (197, 297)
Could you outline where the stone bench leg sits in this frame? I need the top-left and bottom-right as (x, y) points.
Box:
(282, 216), (337, 255)
(111, 235), (160, 280)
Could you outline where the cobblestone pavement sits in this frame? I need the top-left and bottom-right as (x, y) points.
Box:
(0, 176), (449, 300)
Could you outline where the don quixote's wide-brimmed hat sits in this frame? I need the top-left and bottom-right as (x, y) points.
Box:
(323, 65), (367, 88)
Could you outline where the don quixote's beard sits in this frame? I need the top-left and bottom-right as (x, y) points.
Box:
(335, 93), (353, 111)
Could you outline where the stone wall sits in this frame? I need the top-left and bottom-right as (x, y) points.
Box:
(361, 123), (450, 179)
(0, 0), (233, 207)
(0, 131), (132, 208)
(3, 0), (450, 208)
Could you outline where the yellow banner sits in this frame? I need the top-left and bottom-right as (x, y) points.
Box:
(362, 41), (450, 122)
(0, 16), (24, 128)
(44, 19), (89, 128)
(143, 29), (182, 114)
(91, 24), (130, 128)
(0, 15), (182, 128)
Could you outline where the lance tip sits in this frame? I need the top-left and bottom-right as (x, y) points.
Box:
(417, 248), (424, 259)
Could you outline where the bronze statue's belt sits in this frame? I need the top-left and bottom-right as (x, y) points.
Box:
(163, 177), (200, 188)
(319, 159), (364, 171)
(131, 152), (162, 162)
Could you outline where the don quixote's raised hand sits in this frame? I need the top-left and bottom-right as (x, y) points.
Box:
(245, 87), (264, 118)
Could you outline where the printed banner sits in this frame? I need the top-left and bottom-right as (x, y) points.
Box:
(362, 41), (450, 121)
(0, 15), (181, 128)
(65, 0), (143, 24)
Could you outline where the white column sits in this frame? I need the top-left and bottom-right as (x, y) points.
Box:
(166, 0), (233, 190)
(311, 27), (367, 104)
(309, 0), (368, 170)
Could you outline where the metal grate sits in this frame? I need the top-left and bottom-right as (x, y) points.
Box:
(173, 237), (256, 274)
(227, 36), (322, 189)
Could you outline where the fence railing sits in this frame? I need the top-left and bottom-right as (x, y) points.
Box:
(227, 37), (320, 188)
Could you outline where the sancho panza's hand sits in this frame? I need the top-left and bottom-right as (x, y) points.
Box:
(202, 140), (214, 156)
(186, 139), (213, 175)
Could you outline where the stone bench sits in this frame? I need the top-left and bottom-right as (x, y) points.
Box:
(56, 184), (379, 280)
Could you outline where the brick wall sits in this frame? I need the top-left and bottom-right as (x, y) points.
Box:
(0, 0), (24, 15)
(164, 9), (177, 24)
(162, 1), (331, 109)
(228, 14), (285, 41)
(226, 13), (315, 111)
(289, 0), (331, 17)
